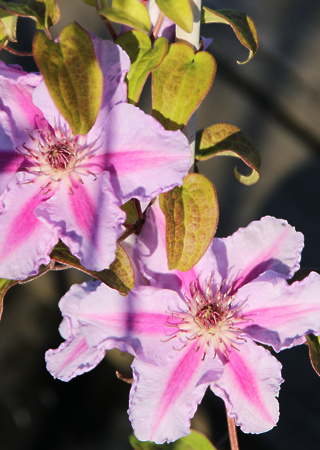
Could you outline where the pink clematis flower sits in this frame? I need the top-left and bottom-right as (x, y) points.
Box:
(0, 38), (191, 280)
(45, 203), (320, 443)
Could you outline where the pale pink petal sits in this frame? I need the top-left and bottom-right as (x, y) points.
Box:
(0, 60), (42, 86)
(92, 38), (130, 111)
(211, 216), (304, 292)
(96, 103), (191, 201)
(35, 171), (125, 271)
(239, 271), (320, 351)
(211, 339), (282, 434)
(32, 81), (68, 131)
(46, 280), (106, 381)
(0, 172), (59, 279)
(129, 343), (223, 444)
(78, 283), (186, 365)
(0, 71), (44, 147)
(45, 332), (105, 382)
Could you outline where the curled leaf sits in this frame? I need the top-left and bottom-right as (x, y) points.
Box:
(99, 0), (151, 33)
(33, 22), (103, 135)
(196, 123), (260, 185)
(201, 7), (258, 64)
(156, 0), (193, 33)
(0, 0), (60, 30)
(51, 241), (135, 294)
(152, 43), (216, 130)
(160, 173), (219, 272)
(116, 30), (168, 104)
(0, 10), (17, 50)
(307, 334), (320, 377)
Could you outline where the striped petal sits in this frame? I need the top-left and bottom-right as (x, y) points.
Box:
(211, 216), (304, 292)
(211, 339), (282, 434)
(95, 103), (191, 201)
(35, 171), (125, 271)
(0, 172), (58, 279)
(239, 271), (320, 351)
(129, 343), (223, 444)
(78, 283), (186, 365)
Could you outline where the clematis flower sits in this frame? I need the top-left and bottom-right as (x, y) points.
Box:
(45, 203), (320, 443)
(0, 37), (191, 280)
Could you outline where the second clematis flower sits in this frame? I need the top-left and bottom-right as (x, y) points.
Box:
(0, 37), (191, 280)
(45, 203), (320, 444)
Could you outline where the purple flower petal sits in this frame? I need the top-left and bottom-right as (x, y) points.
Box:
(35, 171), (125, 271)
(240, 271), (320, 351)
(129, 343), (223, 444)
(99, 103), (191, 201)
(211, 339), (282, 434)
(78, 283), (186, 365)
(211, 216), (304, 292)
(0, 172), (58, 279)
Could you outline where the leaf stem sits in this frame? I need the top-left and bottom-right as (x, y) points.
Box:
(151, 11), (165, 44)
(226, 414), (240, 450)
(3, 46), (33, 57)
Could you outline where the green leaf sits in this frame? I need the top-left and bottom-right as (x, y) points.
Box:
(159, 173), (219, 272)
(201, 7), (258, 64)
(100, 0), (151, 33)
(0, 278), (19, 319)
(33, 22), (103, 135)
(116, 30), (168, 104)
(121, 199), (139, 225)
(156, 0), (193, 33)
(152, 43), (216, 130)
(0, 0), (60, 30)
(307, 334), (320, 377)
(196, 123), (260, 185)
(0, 9), (17, 49)
(51, 241), (135, 294)
(129, 429), (217, 449)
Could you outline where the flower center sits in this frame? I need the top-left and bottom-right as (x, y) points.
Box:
(167, 278), (247, 360)
(46, 141), (74, 171)
(20, 117), (98, 195)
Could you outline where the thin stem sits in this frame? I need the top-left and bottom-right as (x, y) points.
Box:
(151, 11), (165, 44)
(95, 1), (118, 41)
(3, 46), (33, 57)
(226, 414), (240, 450)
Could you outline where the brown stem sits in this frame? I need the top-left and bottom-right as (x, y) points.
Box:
(226, 414), (239, 450)
(3, 46), (33, 57)
(150, 11), (165, 44)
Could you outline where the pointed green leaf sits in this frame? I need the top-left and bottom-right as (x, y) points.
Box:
(51, 241), (135, 294)
(160, 173), (219, 272)
(100, 0), (151, 33)
(156, 0), (193, 33)
(129, 429), (217, 449)
(0, 0), (60, 30)
(201, 7), (258, 64)
(152, 43), (216, 130)
(116, 30), (168, 104)
(33, 22), (103, 135)
(196, 123), (260, 185)
(307, 334), (320, 377)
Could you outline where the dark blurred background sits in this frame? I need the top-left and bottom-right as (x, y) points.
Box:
(1, 0), (320, 448)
